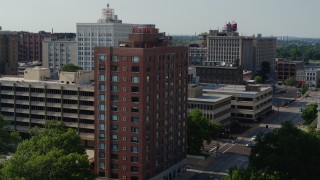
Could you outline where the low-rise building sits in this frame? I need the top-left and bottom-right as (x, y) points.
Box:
(296, 67), (320, 87)
(276, 59), (304, 84)
(188, 85), (231, 125)
(196, 66), (243, 85)
(0, 68), (94, 147)
(202, 84), (273, 122)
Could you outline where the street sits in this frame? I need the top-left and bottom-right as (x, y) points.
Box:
(186, 89), (320, 180)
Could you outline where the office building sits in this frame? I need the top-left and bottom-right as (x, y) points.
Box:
(202, 84), (272, 122)
(195, 66), (243, 84)
(188, 85), (231, 125)
(276, 58), (304, 84)
(253, 34), (277, 75)
(42, 38), (77, 70)
(76, 4), (136, 70)
(0, 31), (19, 75)
(0, 67), (95, 147)
(206, 23), (276, 74)
(94, 25), (188, 180)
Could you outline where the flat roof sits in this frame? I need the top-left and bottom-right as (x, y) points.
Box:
(0, 76), (59, 84)
(188, 94), (231, 103)
(199, 83), (272, 94)
(0, 76), (94, 87)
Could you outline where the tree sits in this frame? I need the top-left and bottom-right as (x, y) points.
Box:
(254, 76), (263, 84)
(1, 120), (95, 179)
(249, 121), (320, 180)
(302, 103), (318, 125)
(285, 77), (296, 89)
(223, 167), (285, 180)
(301, 83), (309, 94)
(0, 114), (20, 156)
(187, 109), (223, 155)
(60, 63), (83, 72)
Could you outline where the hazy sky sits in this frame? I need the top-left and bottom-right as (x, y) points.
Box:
(1, 0), (319, 38)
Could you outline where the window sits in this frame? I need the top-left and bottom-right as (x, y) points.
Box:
(111, 66), (118, 72)
(98, 54), (106, 61)
(99, 133), (105, 139)
(131, 77), (139, 83)
(111, 164), (119, 170)
(131, 127), (139, 133)
(99, 143), (106, 149)
(131, 107), (139, 113)
(99, 152), (105, 158)
(99, 124), (105, 130)
(99, 114), (105, 121)
(99, 104), (106, 111)
(131, 146), (138, 153)
(111, 86), (118, 92)
(112, 144), (119, 151)
(131, 137), (139, 143)
(131, 66), (139, 72)
(99, 162), (105, 169)
(112, 115), (118, 121)
(99, 85), (106, 91)
(131, 87), (139, 93)
(131, 156), (139, 163)
(112, 135), (118, 141)
(111, 124), (118, 131)
(131, 56), (140, 62)
(131, 117), (139, 123)
(99, 94), (106, 101)
(99, 75), (105, 81)
(111, 105), (118, 111)
(131, 97), (139, 103)
(112, 55), (118, 62)
(111, 154), (118, 160)
(131, 166), (139, 173)
(112, 76), (119, 82)
(111, 95), (119, 102)
(99, 64), (105, 70)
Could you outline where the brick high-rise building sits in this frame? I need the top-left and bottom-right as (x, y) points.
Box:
(94, 25), (188, 180)
(0, 31), (19, 75)
(18, 31), (52, 62)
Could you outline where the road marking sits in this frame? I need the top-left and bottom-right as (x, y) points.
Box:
(187, 169), (228, 176)
(223, 143), (237, 153)
(209, 143), (228, 153)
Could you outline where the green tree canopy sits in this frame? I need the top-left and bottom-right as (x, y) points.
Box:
(302, 103), (318, 125)
(187, 109), (223, 155)
(248, 121), (320, 180)
(60, 63), (83, 72)
(0, 114), (20, 156)
(254, 76), (263, 84)
(0, 120), (95, 180)
(301, 83), (309, 94)
(285, 77), (296, 87)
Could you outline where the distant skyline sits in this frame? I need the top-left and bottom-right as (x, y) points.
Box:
(1, 0), (319, 38)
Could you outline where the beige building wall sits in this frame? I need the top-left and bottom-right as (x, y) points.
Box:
(24, 67), (50, 81)
(59, 70), (94, 85)
(203, 85), (273, 122)
(42, 38), (77, 70)
(0, 77), (94, 147)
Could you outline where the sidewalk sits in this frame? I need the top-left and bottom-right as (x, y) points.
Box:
(182, 155), (217, 180)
